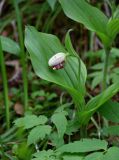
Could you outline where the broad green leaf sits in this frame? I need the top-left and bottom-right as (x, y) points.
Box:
(101, 147), (119, 160)
(0, 36), (20, 55)
(51, 111), (67, 138)
(59, 0), (108, 33)
(28, 125), (51, 145)
(14, 115), (48, 129)
(107, 19), (119, 42)
(103, 125), (119, 136)
(63, 154), (83, 160)
(47, 0), (57, 10)
(25, 26), (86, 109)
(59, 0), (116, 47)
(57, 138), (107, 153)
(78, 82), (119, 125)
(99, 101), (119, 123)
(84, 152), (103, 160)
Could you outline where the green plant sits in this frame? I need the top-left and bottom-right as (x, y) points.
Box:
(0, 37), (10, 129)
(25, 25), (119, 134)
(0, 31), (20, 129)
(14, 104), (119, 159)
(59, 0), (119, 90)
(23, 1), (119, 158)
(1, 0), (119, 159)
(87, 48), (119, 89)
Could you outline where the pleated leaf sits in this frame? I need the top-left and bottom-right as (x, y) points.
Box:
(107, 18), (119, 41)
(99, 101), (119, 123)
(25, 26), (87, 109)
(59, 0), (108, 33)
(78, 82), (119, 125)
(65, 29), (86, 95)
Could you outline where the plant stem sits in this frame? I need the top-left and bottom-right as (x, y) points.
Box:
(80, 125), (87, 138)
(102, 48), (110, 129)
(77, 56), (87, 138)
(102, 48), (110, 90)
(13, 0), (28, 111)
(0, 38), (10, 129)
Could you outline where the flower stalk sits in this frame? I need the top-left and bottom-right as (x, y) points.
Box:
(13, 0), (28, 110)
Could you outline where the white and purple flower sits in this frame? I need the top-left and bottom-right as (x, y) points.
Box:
(48, 52), (66, 70)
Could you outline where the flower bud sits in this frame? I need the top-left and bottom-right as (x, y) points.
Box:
(48, 52), (66, 70)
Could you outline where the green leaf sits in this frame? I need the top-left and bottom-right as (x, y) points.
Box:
(31, 90), (45, 99)
(28, 125), (51, 145)
(84, 152), (103, 160)
(59, 0), (116, 47)
(99, 101), (119, 123)
(65, 29), (77, 57)
(91, 73), (102, 89)
(78, 82), (119, 125)
(32, 150), (53, 160)
(59, 0), (108, 33)
(101, 147), (119, 160)
(66, 118), (80, 135)
(63, 154), (83, 160)
(49, 132), (64, 148)
(113, 6), (119, 19)
(47, 0), (57, 10)
(91, 63), (103, 70)
(51, 111), (67, 138)
(107, 18), (119, 42)
(57, 138), (107, 153)
(14, 115), (48, 129)
(25, 26), (86, 109)
(103, 125), (119, 136)
(0, 36), (20, 55)
(32, 150), (60, 160)
(65, 29), (87, 95)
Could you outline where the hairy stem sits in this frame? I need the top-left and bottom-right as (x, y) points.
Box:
(0, 38), (10, 129)
(80, 125), (87, 138)
(102, 48), (110, 129)
(13, 0), (28, 110)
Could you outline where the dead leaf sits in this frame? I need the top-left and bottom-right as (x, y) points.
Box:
(14, 102), (24, 115)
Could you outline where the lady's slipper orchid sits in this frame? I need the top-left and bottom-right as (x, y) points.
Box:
(48, 52), (66, 70)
